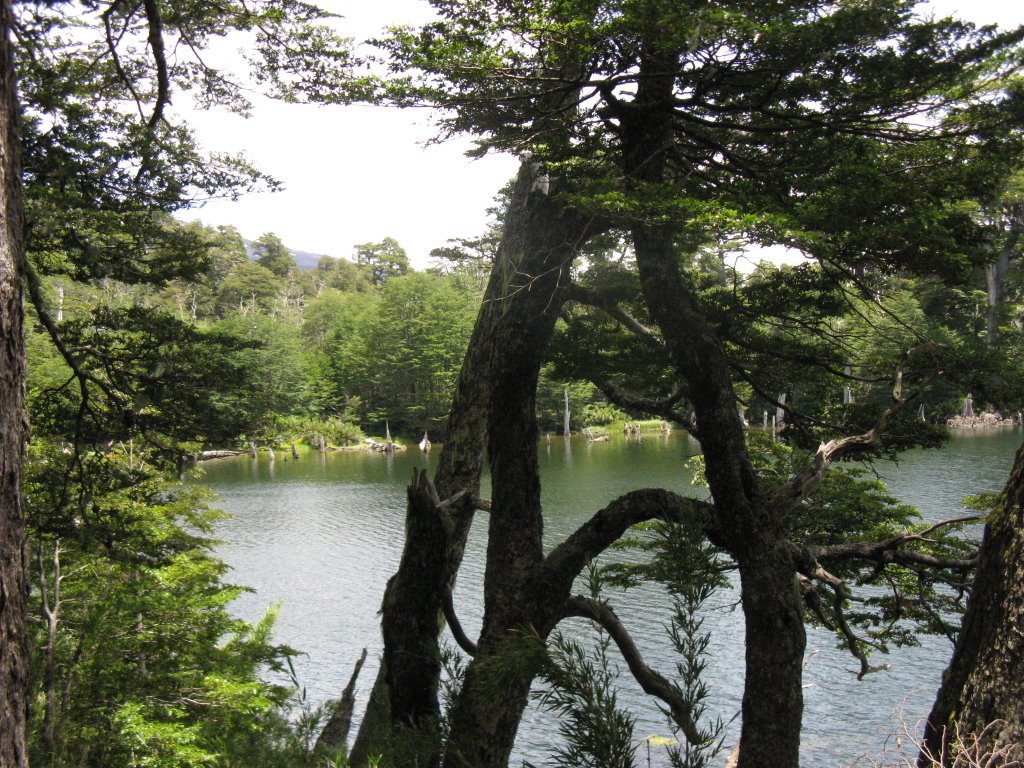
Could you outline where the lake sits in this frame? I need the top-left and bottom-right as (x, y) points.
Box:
(198, 427), (1023, 767)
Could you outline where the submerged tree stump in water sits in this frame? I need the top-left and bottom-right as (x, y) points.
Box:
(314, 647), (367, 762)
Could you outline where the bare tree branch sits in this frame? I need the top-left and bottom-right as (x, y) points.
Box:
(313, 647), (368, 757)
(826, 583), (876, 680)
(101, 1), (146, 121)
(812, 515), (982, 569)
(442, 585), (477, 657)
(562, 595), (705, 745)
(768, 342), (941, 517)
(566, 283), (664, 345)
(141, 0), (170, 130)
(542, 489), (717, 590)
(593, 378), (694, 432)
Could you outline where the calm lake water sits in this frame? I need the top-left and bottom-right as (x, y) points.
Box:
(198, 427), (1023, 767)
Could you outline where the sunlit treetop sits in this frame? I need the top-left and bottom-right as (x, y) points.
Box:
(369, 0), (1023, 276)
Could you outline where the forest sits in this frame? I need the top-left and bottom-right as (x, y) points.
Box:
(1, 1), (1024, 768)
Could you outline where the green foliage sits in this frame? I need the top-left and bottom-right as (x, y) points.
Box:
(314, 257), (374, 294)
(13, 2), (380, 765)
(254, 232), (295, 277)
(438, 644), (468, 748)
(28, 304), (264, 458)
(601, 514), (729, 598)
(25, 445), (307, 768)
(215, 261), (286, 317)
(354, 238), (410, 286)
(16, 0), (354, 289)
(321, 271), (478, 434)
(691, 433), (978, 653)
(536, 375), (627, 433)
(211, 311), (316, 421)
(17, 0), (1024, 764)
(428, 227), (500, 294)
(533, 631), (638, 768)
(528, 565), (637, 768)
(256, 413), (364, 447)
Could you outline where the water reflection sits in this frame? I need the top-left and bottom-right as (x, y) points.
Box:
(201, 428), (1022, 767)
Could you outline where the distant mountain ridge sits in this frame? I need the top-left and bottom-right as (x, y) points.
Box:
(242, 238), (334, 272)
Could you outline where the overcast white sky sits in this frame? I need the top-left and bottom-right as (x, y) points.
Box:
(179, 0), (1024, 269)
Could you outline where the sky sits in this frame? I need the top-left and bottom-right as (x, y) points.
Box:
(178, 0), (1024, 269)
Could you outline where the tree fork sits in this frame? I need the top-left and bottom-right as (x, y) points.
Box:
(442, 159), (595, 768)
(351, 159), (592, 767)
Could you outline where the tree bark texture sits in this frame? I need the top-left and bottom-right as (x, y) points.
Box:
(921, 440), (1024, 765)
(441, 160), (594, 768)
(0, 0), (29, 761)
(617, 41), (805, 768)
(351, 160), (592, 767)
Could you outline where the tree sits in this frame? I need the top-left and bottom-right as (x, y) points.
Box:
(354, 237), (409, 286)
(24, 447), (304, 768)
(314, 255), (373, 294)
(429, 226), (502, 295)
(350, 154), (601, 767)
(319, 272), (479, 433)
(211, 311), (317, 431)
(254, 232), (294, 277)
(208, 226), (251, 286)
(921, 440), (1024, 766)
(350, 2), (1024, 767)
(215, 261), (286, 316)
(8, 0), (356, 760)
(1, 0), (29, 762)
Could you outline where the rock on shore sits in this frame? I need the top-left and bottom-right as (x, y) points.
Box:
(946, 411), (1020, 429)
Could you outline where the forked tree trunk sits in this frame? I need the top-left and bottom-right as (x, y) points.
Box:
(442, 178), (589, 768)
(921, 440), (1024, 765)
(350, 160), (591, 767)
(0, 0), (30, 761)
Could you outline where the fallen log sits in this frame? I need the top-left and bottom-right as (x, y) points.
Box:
(196, 449), (246, 461)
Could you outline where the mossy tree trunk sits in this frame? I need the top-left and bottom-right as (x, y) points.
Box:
(0, 1), (29, 762)
(921, 441), (1024, 765)
(350, 159), (593, 767)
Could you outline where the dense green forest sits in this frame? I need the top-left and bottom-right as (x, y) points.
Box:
(2, 0), (1024, 767)
(28, 218), (662, 448)
(29, 207), (1024, 453)
(19, 211), (1024, 766)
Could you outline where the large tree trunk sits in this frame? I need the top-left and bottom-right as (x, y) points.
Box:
(0, 0), (30, 762)
(633, 225), (806, 768)
(618, 41), (805, 768)
(441, 162), (593, 768)
(351, 160), (591, 767)
(349, 217), (505, 764)
(920, 440), (1024, 765)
